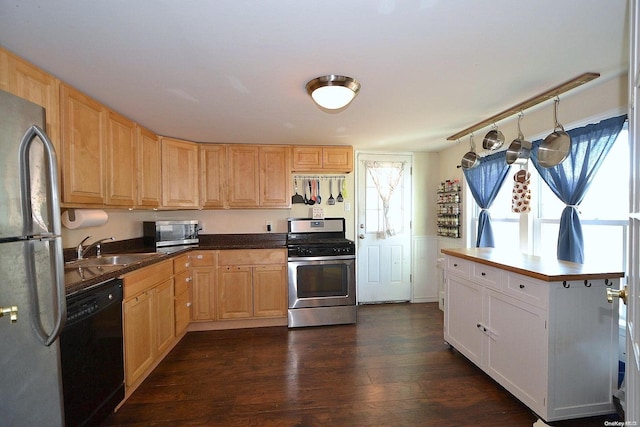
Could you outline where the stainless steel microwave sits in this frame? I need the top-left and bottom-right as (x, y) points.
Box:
(143, 220), (200, 248)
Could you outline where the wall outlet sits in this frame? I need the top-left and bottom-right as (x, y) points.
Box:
(344, 201), (351, 212)
(265, 220), (273, 232)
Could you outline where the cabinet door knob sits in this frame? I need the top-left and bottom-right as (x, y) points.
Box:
(185, 277), (192, 282)
(519, 284), (525, 289)
(481, 272), (486, 276)
(454, 263), (458, 267)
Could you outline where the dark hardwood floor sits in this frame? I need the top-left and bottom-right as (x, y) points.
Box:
(102, 303), (621, 426)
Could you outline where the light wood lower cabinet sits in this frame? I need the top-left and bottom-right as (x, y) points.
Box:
(173, 253), (193, 335)
(443, 254), (619, 422)
(123, 289), (153, 387)
(218, 266), (253, 319)
(154, 279), (176, 356)
(122, 260), (175, 388)
(121, 248), (286, 396)
(253, 265), (288, 317)
(189, 251), (216, 321)
(217, 249), (287, 320)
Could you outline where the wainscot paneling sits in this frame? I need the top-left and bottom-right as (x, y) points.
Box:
(411, 235), (439, 303)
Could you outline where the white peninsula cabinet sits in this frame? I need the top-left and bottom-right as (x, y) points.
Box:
(442, 248), (623, 422)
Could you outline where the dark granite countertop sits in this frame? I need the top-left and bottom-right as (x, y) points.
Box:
(64, 233), (287, 297)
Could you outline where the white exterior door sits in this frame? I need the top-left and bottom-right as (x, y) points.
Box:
(356, 153), (412, 303)
(627, 0), (639, 422)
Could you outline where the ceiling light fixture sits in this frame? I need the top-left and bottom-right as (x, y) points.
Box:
(306, 75), (361, 110)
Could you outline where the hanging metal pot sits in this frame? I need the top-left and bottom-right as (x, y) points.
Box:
(461, 134), (480, 169)
(538, 98), (571, 168)
(482, 124), (505, 151)
(506, 113), (531, 165)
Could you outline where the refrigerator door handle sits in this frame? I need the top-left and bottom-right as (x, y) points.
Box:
(19, 125), (66, 346)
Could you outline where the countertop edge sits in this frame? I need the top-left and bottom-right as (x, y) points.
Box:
(65, 245), (287, 297)
(441, 248), (624, 282)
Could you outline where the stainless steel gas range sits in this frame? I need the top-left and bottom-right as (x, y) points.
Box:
(286, 218), (356, 328)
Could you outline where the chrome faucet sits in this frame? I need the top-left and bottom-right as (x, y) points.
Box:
(76, 236), (115, 260)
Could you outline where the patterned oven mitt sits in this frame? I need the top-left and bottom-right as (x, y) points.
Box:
(512, 170), (531, 213)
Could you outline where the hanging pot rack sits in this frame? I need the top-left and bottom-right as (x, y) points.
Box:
(446, 72), (600, 141)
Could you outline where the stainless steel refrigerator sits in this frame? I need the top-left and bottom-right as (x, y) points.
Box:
(0, 89), (67, 426)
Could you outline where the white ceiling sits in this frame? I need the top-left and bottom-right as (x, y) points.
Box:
(0, 0), (629, 152)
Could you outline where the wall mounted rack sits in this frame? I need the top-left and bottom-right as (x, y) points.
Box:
(447, 72), (600, 141)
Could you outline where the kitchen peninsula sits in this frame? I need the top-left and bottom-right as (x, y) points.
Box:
(441, 247), (624, 422)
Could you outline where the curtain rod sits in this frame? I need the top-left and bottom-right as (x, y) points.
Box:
(446, 72), (600, 141)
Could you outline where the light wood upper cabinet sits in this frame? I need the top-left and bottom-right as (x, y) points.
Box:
(160, 137), (199, 208)
(200, 144), (226, 208)
(260, 145), (291, 207)
(227, 145), (291, 208)
(106, 110), (136, 206)
(227, 145), (260, 207)
(0, 47), (61, 150)
(323, 146), (353, 171)
(136, 125), (161, 208)
(292, 145), (353, 172)
(291, 146), (322, 170)
(60, 84), (106, 205)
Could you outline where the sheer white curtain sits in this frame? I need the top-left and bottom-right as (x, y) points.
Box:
(365, 160), (406, 237)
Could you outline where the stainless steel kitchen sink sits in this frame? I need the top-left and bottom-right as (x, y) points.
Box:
(65, 252), (164, 268)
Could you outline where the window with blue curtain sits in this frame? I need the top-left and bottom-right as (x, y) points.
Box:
(530, 114), (627, 263)
(463, 150), (511, 247)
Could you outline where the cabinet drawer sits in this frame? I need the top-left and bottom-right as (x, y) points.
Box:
(174, 270), (192, 296)
(446, 256), (470, 277)
(123, 259), (173, 299)
(173, 253), (191, 274)
(218, 249), (286, 266)
(189, 251), (216, 267)
(506, 273), (548, 308)
(473, 263), (503, 290)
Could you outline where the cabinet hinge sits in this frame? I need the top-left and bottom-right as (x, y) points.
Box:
(544, 320), (547, 330)
(410, 274), (413, 283)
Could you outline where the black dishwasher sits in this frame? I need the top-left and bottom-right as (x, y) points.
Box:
(60, 278), (124, 427)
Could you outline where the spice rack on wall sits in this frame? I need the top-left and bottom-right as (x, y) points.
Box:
(437, 180), (461, 238)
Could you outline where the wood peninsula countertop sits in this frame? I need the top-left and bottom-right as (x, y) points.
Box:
(441, 247), (624, 282)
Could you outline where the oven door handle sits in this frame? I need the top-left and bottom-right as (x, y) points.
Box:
(288, 255), (355, 262)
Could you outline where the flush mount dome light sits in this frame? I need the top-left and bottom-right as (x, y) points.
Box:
(306, 75), (361, 110)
